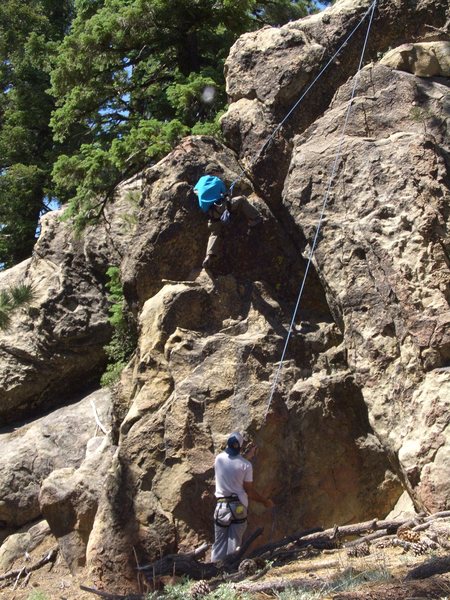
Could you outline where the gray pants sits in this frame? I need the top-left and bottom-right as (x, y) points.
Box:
(206, 196), (261, 258)
(211, 499), (248, 562)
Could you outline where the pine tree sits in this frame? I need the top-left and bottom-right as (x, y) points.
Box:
(0, 0), (73, 268)
(50, 0), (318, 231)
(1, 1), (327, 263)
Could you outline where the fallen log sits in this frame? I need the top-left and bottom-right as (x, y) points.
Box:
(138, 528), (263, 581)
(343, 529), (390, 548)
(128, 512), (450, 588)
(249, 519), (410, 559)
(405, 556), (450, 580)
(248, 527), (323, 559)
(413, 512), (450, 532)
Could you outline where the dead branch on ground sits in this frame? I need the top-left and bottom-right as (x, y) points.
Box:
(80, 586), (145, 599)
(0, 547), (58, 590)
(138, 527), (263, 583)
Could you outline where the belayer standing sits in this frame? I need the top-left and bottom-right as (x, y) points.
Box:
(193, 163), (262, 269)
(211, 431), (274, 562)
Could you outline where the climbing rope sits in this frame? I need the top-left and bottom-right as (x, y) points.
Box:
(263, 0), (378, 420)
(228, 0), (378, 196)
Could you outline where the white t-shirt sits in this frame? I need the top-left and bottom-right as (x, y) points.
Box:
(214, 451), (253, 507)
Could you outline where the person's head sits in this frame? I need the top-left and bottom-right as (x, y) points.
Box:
(205, 162), (224, 177)
(226, 431), (244, 456)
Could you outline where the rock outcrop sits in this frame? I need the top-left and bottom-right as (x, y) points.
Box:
(0, 174), (142, 424)
(380, 42), (450, 77)
(222, 0), (449, 205)
(0, 0), (449, 594)
(0, 389), (111, 541)
(39, 435), (116, 574)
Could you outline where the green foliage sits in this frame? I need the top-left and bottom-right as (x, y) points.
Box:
(26, 592), (50, 600)
(53, 143), (121, 231)
(0, 283), (35, 330)
(161, 579), (253, 600)
(1, 0), (328, 263)
(205, 583), (252, 599)
(49, 0), (317, 231)
(0, 0), (73, 267)
(100, 265), (136, 387)
(111, 119), (189, 171)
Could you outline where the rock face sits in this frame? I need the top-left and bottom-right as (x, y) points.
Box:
(380, 42), (450, 77)
(39, 436), (116, 574)
(1, 0), (449, 594)
(0, 173), (143, 425)
(221, 0), (449, 205)
(282, 63), (450, 505)
(0, 389), (112, 541)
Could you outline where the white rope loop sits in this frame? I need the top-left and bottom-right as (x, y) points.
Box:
(264, 0), (378, 420)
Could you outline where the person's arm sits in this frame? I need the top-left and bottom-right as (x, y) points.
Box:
(243, 480), (274, 508)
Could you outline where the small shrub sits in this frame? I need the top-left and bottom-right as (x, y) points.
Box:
(100, 266), (137, 386)
(162, 577), (192, 599)
(0, 283), (35, 330)
(205, 583), (252, 599)
(26, 591), (50, 600)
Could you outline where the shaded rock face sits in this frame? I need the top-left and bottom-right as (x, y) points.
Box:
(1, 0), (449, 593)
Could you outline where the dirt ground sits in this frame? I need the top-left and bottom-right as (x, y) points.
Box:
(1, 533), (450, 600)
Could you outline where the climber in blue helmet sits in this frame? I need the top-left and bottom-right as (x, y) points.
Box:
(194, 163), (262, 269)
(211, 431), (274, 562)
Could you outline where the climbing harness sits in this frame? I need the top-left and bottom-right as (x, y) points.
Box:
(215, 495), (248, 527)
(207, 196), (232, 223)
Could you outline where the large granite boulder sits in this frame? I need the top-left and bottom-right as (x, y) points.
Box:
(0, 389), (112, 542)
(1, 0), (449, 593)
(221, 0), (449, 206)
(86, 274), (400, 593)
(282, 63), (449, 504)
(0, 174), (143, 424)
(39, 435), (116, 574)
